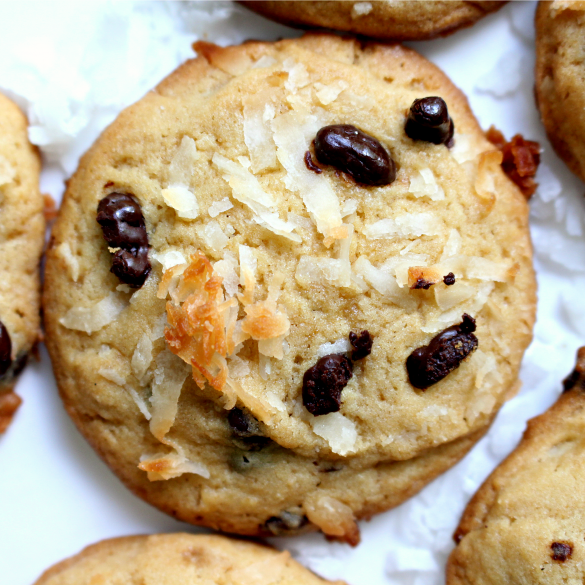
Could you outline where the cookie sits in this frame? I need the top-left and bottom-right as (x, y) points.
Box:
(34, 533), (345, 585)
(535, 1), (585, 183)
(240, 1), (506, 42)
(44, 34), (535, 542)
(0, 93), (44, 432)
(447, 347), (585, 585)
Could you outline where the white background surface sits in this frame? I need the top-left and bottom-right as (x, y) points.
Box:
(1, 2), (585, 584)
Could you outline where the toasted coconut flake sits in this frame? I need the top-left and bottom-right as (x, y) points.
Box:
(0, 155), (15, 186)
(352, 1), (373, 16)
(408, 168), (445, 201)
(310, 412), (358, 456)
(475, 149), (503, 209)
(152, 249), (187, 271)
(304, 494), (360, 545)
(364, 213), (441, 240)
(213, 252), (239, 297)
(229, 552), (290, 584)
(353, 256), (415, 309)
(56, 241), (80, 282)
(197, 219), (229, 252)
(207, 196), (233, 218)
(314, 80), (349, 105)
(243, 89), (277, 173)
(139, 440), (209, 481)
(60, 292), (127, 334)
(212, 152), (301, 242)
(434, 282), (475, 310)
(149, 350), (190, 442)
(408, 266), (442, 290)
(317, 338), (352, 358)
(98, 367), (126, 386)
(272, 110), (344, 241)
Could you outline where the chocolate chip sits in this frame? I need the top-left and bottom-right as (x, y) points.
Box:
(406, 314), (478, 390)
(227, 407), (271, 451)
(302, 354), (353, 416)
(264, 511), (309, 536)
(304, 150), (322, 174)
(412, 278), (434, 290)
(405, 97), (454, 146)
(0, 321), (12, 378)
(551, 542), (572, 562)
(97, 192), (151, 287)
(314, 124), (396, 186)
(443, 272), (456, 286)
(562, 347), (585, 392)
(349, 330), (373, 361)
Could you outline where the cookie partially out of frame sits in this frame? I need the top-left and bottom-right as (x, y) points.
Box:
(0, 93), (44, 432)
(240, 1), (506, 42)
(447, 347), (585, 585)
(34, 533), (346, 585)
(44, 34), (535, 542)
(535, 1), (585, 183)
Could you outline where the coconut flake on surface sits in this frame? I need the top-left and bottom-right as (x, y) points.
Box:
(408, 168), (445, 201)
(314, 80), (349, 106)
(283, 59), (310, 94)
(56, 241), (80, 282)
(98, 367), (126, 386)
(352, 2), (373, 17)
(213, 251), (239, 297)
(434, 282), (475, 311)
(0, 155), (15, 186)
(440, 255), (515, 282)
(127, 387), (151, 421)
(152, 249), (187, 271)
(228, 354), (250, 379)
(212, 152), (301, 242)
(310, 412), (357, 456)
(243, 89), (277, 173)
(139, 440), (210, 482)
(251, 55), (277, 69)
(131, 332), (154, 383)
(207, 196), (233, 218)
(450, 134), (480, 165)
(59, 292), (127, 334)
(197, 219), (229, 251)
(363, 213), (441, 239)
(341, 199), (357, 217)
(272, 110), (345, 241)
(303, 494), (360, 545)
(317, 338), (352, 358)
(440, 228), (462, 260)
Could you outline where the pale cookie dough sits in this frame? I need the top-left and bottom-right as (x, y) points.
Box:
(447, 347), (585, 585)
(240, 1), (506, 42)
(535, 1), (585, 183)
(34, 533), (346, 585)
(43, 35), (535, 541)
(0, 92), (44, 432)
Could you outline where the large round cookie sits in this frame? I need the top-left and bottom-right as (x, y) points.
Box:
(447, 348), (585, 585)
(0, 93), (44, 432)
(34, 533), (345, 585)
(535, 1), (585, 183)
(44, 35), (535, 541)
(241, 1), (505, 42)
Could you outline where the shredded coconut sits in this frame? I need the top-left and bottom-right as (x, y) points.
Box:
(98, 367), (126, 386)
(243, 89), (277, 173)
(197, 219), (229, 251)
(310, 411), (358, 456)
(314, 80), (349, 106)
(352, 1), (373, 17)
(152, 249), (187, 271)
(59, 292), (127, 334)
(0, 155), (15, 186)
(207, 196), (233, 218)
(317, 338), (352, 358)
(364, 213), (441, 239)
(56, 241), (80, 282)
(408, 168), (445, 201)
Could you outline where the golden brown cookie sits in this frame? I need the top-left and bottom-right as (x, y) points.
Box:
(34, 533), (346, 585)
(43, 34), (535, 542)
(447, 347), (585, 585)
(535, 1), (585, 183)
(0, 93), (44, 432)
(240, 1), (506, 42)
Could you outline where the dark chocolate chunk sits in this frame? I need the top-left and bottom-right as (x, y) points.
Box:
(349, 330), (373, 361)
(0, 321), (12, 378)
(314, 124), (396, 186)
(405, 97), (454, 146)
(97, 192), (151, 287)
(227, 407), (270, 451)
(304, 150), (322, 174)
(264, 511), (309, 536)
(302, 354), (353, 416)
(406, 314), (478, 390)
(551, 542), (572, 562)
(443, 272), (456, 286)
(411, 278), (434, 290)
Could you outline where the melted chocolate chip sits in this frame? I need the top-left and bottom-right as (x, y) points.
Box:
(227, 407), (270, 451)
(314, 124), (396, 186)
(302, 354), (353, 416)
(0, 321), (12, 378)
(412, 278), (434, 290)
(406, 314), (478, 390)
(264, 511), (309, 536)
(405, 97), (454, 146)
(304, 150), (322, 174)
(349, 330), (373, 361)
(97, 192), (151, 287)
(443, 272), (456, 286)
(551, 542), (572, 562)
